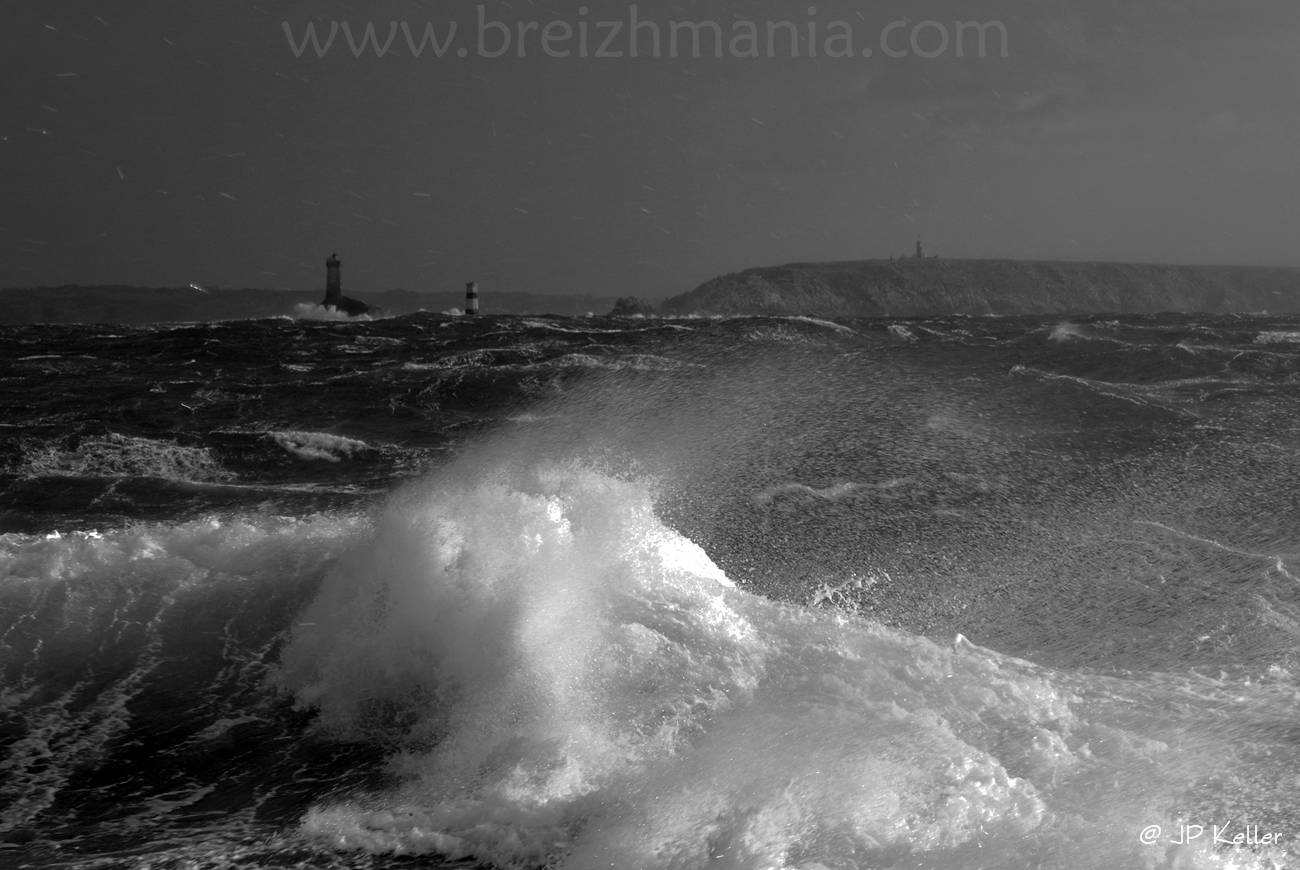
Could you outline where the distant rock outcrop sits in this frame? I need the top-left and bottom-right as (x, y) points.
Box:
(661, 259), (1300, 317)
(609, 296), (656, 317)
(323, 295), (376, 317)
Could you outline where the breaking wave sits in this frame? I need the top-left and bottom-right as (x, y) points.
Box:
(265, 459), (1293, 870)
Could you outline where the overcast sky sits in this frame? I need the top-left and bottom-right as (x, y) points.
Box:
(3, 0), (1298, 298)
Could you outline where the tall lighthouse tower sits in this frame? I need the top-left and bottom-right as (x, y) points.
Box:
(324, 253), (342, 305)
(317, 251), (373, 316)
(465, 281), (479, 315)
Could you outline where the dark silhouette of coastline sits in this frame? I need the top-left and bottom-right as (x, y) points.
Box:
(655, 258), (1300, 316)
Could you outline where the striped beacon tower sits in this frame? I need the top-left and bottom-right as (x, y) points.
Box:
(465, 281), (479, 315)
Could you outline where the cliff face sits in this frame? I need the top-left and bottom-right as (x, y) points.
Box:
(661, 259), (1300, 317)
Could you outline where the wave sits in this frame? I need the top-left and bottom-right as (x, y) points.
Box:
(519, 319), (695, 335)
(1046, 321), (1143, 348)
(401, 351), (688, 374)
(1254, 330), (1300, 345)
(741, 326), (835, 345)
(265, 459), (1294, 869)
(552, 352), (689, 372)
(268, 430), (378, 463)
(774, 315), (856, 334)
(670, 313), (854, 333)
(1048, 322), (1088, 342)
(400, 346), (549, 370)
(0, 513), (367, 840)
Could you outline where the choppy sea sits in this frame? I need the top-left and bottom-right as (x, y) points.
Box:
(2, 311), (1299, 869)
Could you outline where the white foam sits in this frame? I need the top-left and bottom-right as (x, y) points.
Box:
(268, 430), (375, 463)
(292, 303), (373, 322)
(1048, 322), (1089, 343)
(14, 433), (231, 482)
(778, 316), (857, 334)
(1254, 330), (1300, 345)
(1047, 321), (1143, 348)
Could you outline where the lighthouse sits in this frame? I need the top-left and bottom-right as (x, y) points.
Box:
(465, 281), (479, 315)
(324, 253), (342, 305)
(319, 252), (374, 317)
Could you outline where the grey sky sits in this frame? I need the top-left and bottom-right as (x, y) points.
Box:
(3, 0), (1298, 298)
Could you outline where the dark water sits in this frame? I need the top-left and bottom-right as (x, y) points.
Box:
(2, 312), (1298, 869)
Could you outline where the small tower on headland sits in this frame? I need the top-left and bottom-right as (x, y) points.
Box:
(915, 239), (924, 260)
(465, 281), (479, 315)
(325, 253), (342, 304)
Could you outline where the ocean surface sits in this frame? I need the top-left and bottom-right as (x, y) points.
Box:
(2, 311), (1299, 869)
